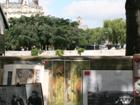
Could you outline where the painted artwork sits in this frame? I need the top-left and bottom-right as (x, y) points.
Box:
(45, 60), (90, 105)
(3, 64), (44, 85)
(83, 70), (133, 105)
(65, 61), (90, 105)
(16, 69), (35, 84)
(51, 61), (64, 105)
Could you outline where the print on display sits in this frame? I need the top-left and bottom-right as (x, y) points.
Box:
(133, 56), (140, 105)
(0, 83), (44, 105)
(83, 70), (134, 105)
(26, 83), (44, 105)
(0, 85), (26, 105)
(16, 69), (35, 84)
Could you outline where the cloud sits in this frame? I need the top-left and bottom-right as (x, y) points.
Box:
(39, 0), (126, 28)
(64, 0), (126, 27)
(65, 0), (125, 18)
(39, 0), (54, 15)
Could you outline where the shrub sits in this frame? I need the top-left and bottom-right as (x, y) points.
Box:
(76, 48), (85, 56)
(55, 49), (64, 57)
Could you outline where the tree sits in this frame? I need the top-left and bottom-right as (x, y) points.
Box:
(84, 19), (126, 48)
(103, 19), (126, 47)
(5, 15), (83, 50)
(5, 15), (126, 51)
(125, 0), (140, 55)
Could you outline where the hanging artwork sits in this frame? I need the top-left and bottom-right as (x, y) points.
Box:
(83, 70), (133, 105)
(0, 85), (26, 105)
(133, 56), (140, 104)
(44, 60), (90, 105)
(26, 83), (44, 105)
(3, 64), (44, 85)
(0, 83), (44, 105)
(16, 69), (35, 84)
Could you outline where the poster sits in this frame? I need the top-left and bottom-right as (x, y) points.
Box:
(0, 83), (44, 105)
(16, 69), (35, 84)
(83, 70), (133, 105)
(44, 60), (90, 105)
(51, 61), (64, 105)
(133, 56), (140, 104)
(0, 85), (27, 105)
(3, 64), (44, 85)
(26, 83), (44, 105)
(65, 60), (90, 105)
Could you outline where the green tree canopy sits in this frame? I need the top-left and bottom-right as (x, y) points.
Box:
(5, 16), (126, 50)
(5, 15), (82, 50)
(84, 18), (126, 48)
(103, 18), (126, 46)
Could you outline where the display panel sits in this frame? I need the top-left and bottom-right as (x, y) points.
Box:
(26, 83), (44, 105)
(0, 83), (44, 105)
(83, 70), (133, 105)
(0, 85), (26, 105)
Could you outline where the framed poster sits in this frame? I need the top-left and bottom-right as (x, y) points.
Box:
(0, 85), (27, 105)
(3, 64), (44, 85)
(16, 69), (35, 84)
(26, 83), (44, 105)
(83, 70), (133, 105)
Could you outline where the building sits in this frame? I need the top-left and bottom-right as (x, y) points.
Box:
(0, 0), (44, 19)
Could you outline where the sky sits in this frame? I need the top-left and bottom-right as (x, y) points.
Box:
(39, 0), (126, 28)
(1, 0), (126, 28)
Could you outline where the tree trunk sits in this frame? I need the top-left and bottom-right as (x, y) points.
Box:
(126, 0), (140, 55)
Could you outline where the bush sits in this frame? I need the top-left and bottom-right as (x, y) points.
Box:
(31, 47), (39, 56)
(76, 48), (85, 56)
(55, 49), (64, 57)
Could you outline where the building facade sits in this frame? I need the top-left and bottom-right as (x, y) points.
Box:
(0, 0), (44, 19)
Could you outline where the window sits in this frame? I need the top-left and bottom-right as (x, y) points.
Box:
(7, 71), (12, 85)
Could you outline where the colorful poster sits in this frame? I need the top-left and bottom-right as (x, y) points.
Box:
(133, 56), (140, 104)
(44, 60), (90, 105)
(45, 61), (64, 105)
(65, 60), (90, 105)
